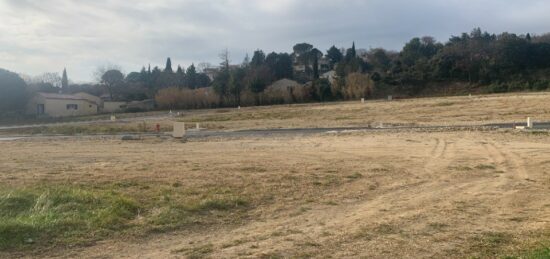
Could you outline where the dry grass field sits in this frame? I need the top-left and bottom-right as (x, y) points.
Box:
(4, 92), (550, 136)
(1, 93), (550, 258)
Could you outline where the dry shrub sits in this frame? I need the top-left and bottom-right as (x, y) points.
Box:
(155, 87), (219, 109)
(344, 73), (374, 100)
(156, 82), (315, 109)
(262, 85), (309, 104)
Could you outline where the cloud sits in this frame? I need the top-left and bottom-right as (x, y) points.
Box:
(1, 0), (550, 82)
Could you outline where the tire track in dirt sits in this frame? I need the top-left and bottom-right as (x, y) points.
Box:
(59, 134), (543, 259)
(424, 138), (450, 177)
(491, 142), (529, 180)
(483, 141), (529, 181)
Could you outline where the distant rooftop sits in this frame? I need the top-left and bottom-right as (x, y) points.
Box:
(38, 92), (98, 104)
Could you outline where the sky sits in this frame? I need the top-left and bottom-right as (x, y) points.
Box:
(1, 0), (550, 82)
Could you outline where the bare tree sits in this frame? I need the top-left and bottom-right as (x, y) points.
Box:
(32, 72), (62, 87)
(219, 48), (230, 70)
(197, 62), (214, 73)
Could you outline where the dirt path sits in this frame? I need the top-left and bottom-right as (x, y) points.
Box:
(26, 132), (546, 258)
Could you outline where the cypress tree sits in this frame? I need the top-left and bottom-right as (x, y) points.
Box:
(165, 58), (173, 73)
(61, 68), (69, 93)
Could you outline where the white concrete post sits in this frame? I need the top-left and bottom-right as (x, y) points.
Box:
(110, 115), (116, 121)
(172, 122), (186, 138)
(238, 106), (241, 110)
(196, 123), (200, 130)
(388, 95), (393, 101)
(527, 117), (533, 128)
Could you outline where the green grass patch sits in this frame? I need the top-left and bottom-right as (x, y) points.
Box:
(469, 231), (514, 257)
(0, 183), (251, 252)
(0, 186), (139, 250)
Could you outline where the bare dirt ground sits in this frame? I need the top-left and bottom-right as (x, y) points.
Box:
(1, 129), (550, 258)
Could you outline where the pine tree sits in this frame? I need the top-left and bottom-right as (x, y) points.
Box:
(346, 42), (357, 61)
(176, 65), (185, 88)
(61, 68), (69, 93)
(326, 45), (343, 68)
(186, 64), (197, 89)
(165, 58), (173, 73)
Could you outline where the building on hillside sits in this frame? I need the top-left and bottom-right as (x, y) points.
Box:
(74, 92), (103, 109)
(321, 71), (337, 85)
(103, 101), (127, 113)
(26, 93), (99, 117)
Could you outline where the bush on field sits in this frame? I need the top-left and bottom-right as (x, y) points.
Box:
(156, 83), (314, 109)
(155, 87), (219, 109)
(343, 73), (374, 100)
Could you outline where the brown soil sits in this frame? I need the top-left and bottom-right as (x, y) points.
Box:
(1, 130), (549, 258)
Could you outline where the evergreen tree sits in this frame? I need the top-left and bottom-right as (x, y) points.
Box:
(185, 64), (197, 89)
(250, 50), (266, 67)
(326, 45), (344, 68)
(274, 53), (293, 79)
(0, 68), (28, 113)
(213, 49), (231, 104)
(345, 42), (357, 61)
(165, 58), (173, 73)
(176, 65), (185, 88)
(140, 66), (148, 84)
(242, 53), (250, 67)
(61, 68), (69, 93)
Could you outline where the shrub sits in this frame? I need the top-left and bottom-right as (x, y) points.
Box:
(489, 83), (508, 93)
(0, 68), (28, 114)
(155, 87), (219, 109)
(343, 73), (374, 100)
(532, 80), (550, 90)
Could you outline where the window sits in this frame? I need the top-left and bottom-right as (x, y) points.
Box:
(67, 104), (78, 110)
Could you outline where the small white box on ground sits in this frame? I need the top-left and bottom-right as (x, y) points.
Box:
(172, 122), (186, 138)
(110, 115), (116, 121)
(196, 123), (200, 130)
(527, 117), (533, 128)
(361, 98), (365, 103)
(388, 95), (393, 101)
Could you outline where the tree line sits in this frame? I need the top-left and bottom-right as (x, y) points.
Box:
(2, 28), (550, 115)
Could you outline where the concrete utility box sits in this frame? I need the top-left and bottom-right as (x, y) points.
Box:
(361, 98), (365, 103)
(388, 95), (393, 101)
(527, 117), (533, 128)
(172, 122), (186, 138)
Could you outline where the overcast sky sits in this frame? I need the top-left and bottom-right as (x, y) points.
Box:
(1, 0), (550, 82)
